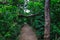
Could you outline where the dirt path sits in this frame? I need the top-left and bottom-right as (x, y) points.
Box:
(18, 24), (37, 40)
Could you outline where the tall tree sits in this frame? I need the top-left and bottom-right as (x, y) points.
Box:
(44, 0), (50, 40)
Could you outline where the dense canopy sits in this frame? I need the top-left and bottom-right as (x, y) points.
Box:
(0, 0), (60, 40)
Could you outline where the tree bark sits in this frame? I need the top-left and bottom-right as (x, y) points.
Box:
(44, 0), (50, 40)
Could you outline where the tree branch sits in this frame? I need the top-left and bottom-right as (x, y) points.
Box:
(18, 13), (40, 18)
(0, 2), (8, 4)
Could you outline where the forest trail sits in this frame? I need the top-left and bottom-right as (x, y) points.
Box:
(18, 24), (37, 40)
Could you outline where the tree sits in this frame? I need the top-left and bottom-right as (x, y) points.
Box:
(44, 0), (50, 40)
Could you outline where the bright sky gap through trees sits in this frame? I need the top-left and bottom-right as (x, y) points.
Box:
(24, 0), (30, 13)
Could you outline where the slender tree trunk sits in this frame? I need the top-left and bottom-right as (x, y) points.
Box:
(44, 0), (50, 40)
(55, 34), (57, 40)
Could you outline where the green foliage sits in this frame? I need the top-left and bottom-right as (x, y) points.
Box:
(0, 0), (60, 40)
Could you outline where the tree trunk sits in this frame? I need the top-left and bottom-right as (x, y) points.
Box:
(44, 0), (50, 40)
(18, 24), (37, 40)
